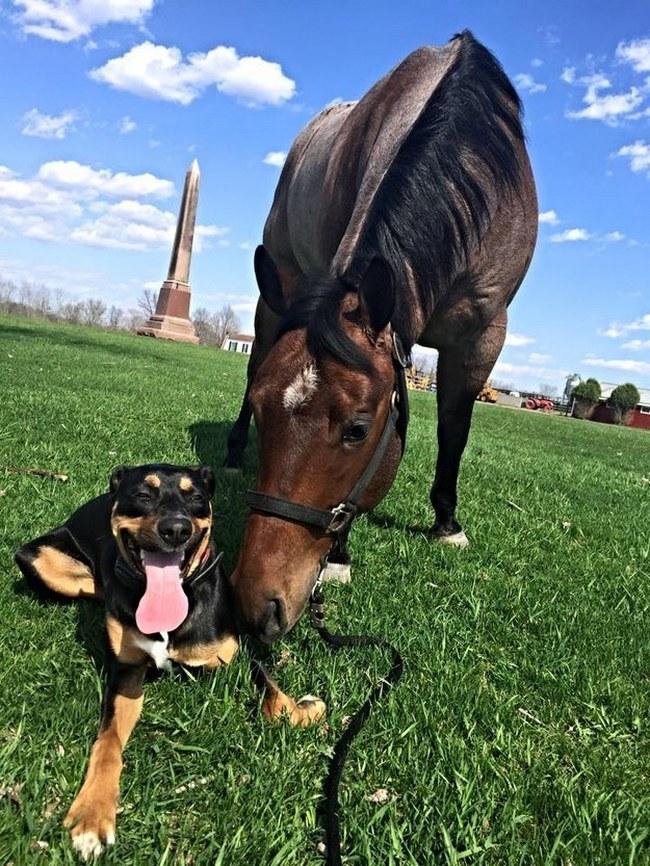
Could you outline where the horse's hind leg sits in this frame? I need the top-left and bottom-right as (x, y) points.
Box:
(430, 313), (507, 546)
(224, 299), (280, 471)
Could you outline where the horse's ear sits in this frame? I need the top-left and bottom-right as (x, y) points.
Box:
(254, 245), (286, 316)
(358, 258), (395, 335)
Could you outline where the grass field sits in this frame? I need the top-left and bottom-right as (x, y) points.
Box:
(1, 314), (649, 866)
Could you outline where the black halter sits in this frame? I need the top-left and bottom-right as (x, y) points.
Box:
(246, 332), (411, 541)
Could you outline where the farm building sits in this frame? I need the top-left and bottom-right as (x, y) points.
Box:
(222, 333), (254, 354)
(590, 382), (650, 430)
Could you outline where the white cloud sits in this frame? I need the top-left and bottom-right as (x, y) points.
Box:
(505, 332), (535, 347)
(538, 209), (559, 225)
(0, 159), (224, 253)
(118, 116), (137, 134)
(90, 42), (296, 107)
(561, 66), (576, 84)
(531, 58), (543, 68)
(550, 228), (591, 242)
(263, 151), (287, 167)
(514, 73), (547, 94)
(616, 38), (650, 73)
(616, 140), (650, 176)
(238, 240), (254, 250)
(37, 160), (174, 199)
(493, 360), (567, 381)
(603, 230), (625, 242)
(600, 314), (650, 339)
(566, 72), (643, 124)
(529, 352), (552, 364)
(583, 356), (650, 376)
(12, 0), (156, 43)
(621, 339), (650, 351)
(21, 108), (77, 139)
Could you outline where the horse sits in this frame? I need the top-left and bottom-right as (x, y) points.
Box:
(225, 31), (538, 643)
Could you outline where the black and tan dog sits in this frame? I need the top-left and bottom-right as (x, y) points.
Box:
(15, 463), (324, 860)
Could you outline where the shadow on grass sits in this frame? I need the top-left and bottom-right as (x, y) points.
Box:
(187, 419), (259, 570)
(0, 322), (176, 364)
(12, 572), (108, 672)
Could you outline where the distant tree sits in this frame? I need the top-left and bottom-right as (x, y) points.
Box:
(212, 304), (240, 348)
(108, 306), (124, 329)
(538, 382), (558, 398)
(138, 288), (158, 318)
(192, 304), (241, 347)
(82, 299), (107, 327)
(492, 379), (515, 392)
(573, 378), (601, 403)
(608, 383), (640, 424)
(60, 301), (84, 324)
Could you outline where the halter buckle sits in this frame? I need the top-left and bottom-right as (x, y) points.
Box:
(327, 502), (357, 534)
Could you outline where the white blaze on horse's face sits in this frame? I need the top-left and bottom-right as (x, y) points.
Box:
(282, 364), (319, 412)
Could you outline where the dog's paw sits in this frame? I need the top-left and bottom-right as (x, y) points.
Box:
(292, 695), (327, 727)
(65, 794), (116, 860)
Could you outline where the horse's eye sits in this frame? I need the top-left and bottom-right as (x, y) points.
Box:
(343, 421), (370, 443)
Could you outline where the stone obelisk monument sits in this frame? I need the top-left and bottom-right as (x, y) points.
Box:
(138, 159), (200, 343)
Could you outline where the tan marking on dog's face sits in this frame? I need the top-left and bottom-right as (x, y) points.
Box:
(110, 505), (159, 559)
(32, 546), (98, 599)
(106, 616), (150, 666)
(168, 634), (239, 669)
(184, 514), (212, 577)
(143, 474), (161, 488)
(179, 476), (193, 491)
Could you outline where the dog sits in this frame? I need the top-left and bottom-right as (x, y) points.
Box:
(15, 463), (324, 860)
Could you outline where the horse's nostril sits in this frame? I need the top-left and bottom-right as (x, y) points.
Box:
(257, 598), (286, 644)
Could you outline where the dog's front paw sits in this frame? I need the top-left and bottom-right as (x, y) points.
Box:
(293, 694), (327, 727)
(65, 792), (116, 860)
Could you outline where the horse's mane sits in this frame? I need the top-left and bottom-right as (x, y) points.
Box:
(277, 275), (372, 373)
(280, 31), (524, 371)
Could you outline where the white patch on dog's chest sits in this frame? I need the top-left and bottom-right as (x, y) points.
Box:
(133, 630), (171, 669)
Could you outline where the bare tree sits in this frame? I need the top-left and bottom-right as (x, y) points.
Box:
(538, 382), (558, 398)
(192, 304), (241, 347)
(82, 299), (107, 327)
(108, 306), (124, 329)
(212, 304), (240, 347)
(138, 288), (158, 318)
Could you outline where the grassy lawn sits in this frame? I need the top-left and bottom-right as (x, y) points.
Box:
(1, 313), (649, 866)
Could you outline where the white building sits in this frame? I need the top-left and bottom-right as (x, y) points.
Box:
(222, 333), (254, 354)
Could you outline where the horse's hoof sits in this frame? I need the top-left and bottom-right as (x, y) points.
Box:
(321, 562), (352, 584)
(436, 530), (469, 548)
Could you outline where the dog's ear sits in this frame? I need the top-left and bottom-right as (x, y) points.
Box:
(254, 245), (286, 316)
(109, 465), (128, 493)
(198, 465), (215, 498)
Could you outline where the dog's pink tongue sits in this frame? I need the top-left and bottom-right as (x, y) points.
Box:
(136, 551), (188, 634)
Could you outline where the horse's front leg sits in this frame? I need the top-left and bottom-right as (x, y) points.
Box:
(224, 298), (280, 471)
(430, 313), (507, 547)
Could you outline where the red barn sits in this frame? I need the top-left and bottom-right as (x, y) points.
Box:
(591, 382), (650, 431)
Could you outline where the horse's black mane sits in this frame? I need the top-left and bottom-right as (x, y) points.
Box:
(280, 30), (524, 371)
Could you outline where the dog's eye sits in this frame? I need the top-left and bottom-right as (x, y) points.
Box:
(136, 490), (154, 503)
(342, 420), (370, 443)
(190, 492), (204, 503)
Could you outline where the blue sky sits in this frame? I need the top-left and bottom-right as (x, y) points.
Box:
(0, 0), (649, 391)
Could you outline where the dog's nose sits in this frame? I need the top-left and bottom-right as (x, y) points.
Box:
(254, 598), (286, 644)
(157, 516), (192, 547)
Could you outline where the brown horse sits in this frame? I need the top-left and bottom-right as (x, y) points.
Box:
(226, 31), (537, 642)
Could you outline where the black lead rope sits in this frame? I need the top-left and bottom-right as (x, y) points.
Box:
(309, 585), (404, 866)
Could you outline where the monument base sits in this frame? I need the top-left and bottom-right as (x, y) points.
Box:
(138, 314), (199, 344)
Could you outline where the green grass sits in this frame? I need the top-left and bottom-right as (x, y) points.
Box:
(1, 314), (649, 866)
